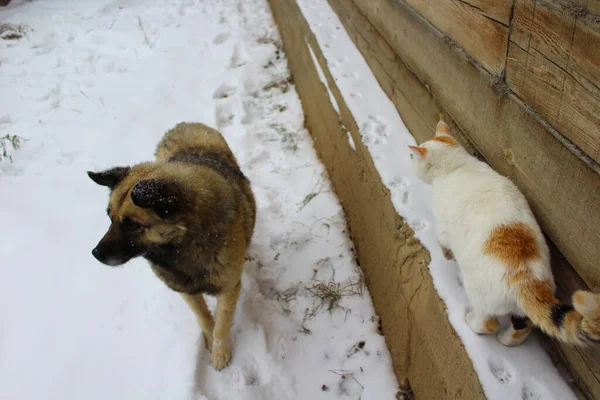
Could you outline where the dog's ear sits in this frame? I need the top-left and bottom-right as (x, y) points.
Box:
(131, 179), (183, 218)
(87, 167), (130, 189)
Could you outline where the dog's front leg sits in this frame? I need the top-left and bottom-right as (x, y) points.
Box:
(211, 280), (241, 370)
(180, 292), (215, 351)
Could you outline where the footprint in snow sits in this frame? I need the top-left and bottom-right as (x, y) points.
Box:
(359, 115), (390, 147)
(241, 98), (255, 125)
(389, 176), (412, 206)
(215, 101), (236, 129)
(213, 77), (238, 99)
(39, 85), (62, 102)
(213, 32), (232, 45)
(0, 114), (12, 128)
(488, 357), (513, 384)
(244, 364), (261, 387)
(230, 43), (250, 68)
(389, 176), (410, 191)
(410, 218), (428, 232)
(521, 381), (548, 400)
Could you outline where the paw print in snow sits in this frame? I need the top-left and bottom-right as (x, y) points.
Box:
(213, 32), (232, 45)
(215, 101), (236, 128)
(213, 77), (238, 99)
(521, 381), (547, 400)
(230, 43), (250, 68)
(388, 176), (411, 206)
(359, 115), (389, 148)
(488, 357), (513, 384)
(410, 218), (428, 232)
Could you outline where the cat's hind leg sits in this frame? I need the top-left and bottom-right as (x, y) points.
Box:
(498, 315), (533, 347)
(466, 311), (500, 335)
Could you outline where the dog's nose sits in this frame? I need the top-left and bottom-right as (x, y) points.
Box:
(92, 247), (103, 262)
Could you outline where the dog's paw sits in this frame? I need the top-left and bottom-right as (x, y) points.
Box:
(211, 343), (231, 371)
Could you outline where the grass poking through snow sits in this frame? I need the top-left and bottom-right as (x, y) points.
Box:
(0, 134), (24, 163)
(306, 278), (363, 314)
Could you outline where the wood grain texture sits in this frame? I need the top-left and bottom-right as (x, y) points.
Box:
(545, 244), (600, 400)
(569, 0), (600, 15)
(508, 0), (600, 163)
(330, 0), (478, 150)
(462, 0), (514, 24)
(401, 0), (511, 75)
(343, 0), (600, 395)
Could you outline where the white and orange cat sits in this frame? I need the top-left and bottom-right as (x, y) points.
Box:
(408, 120), (600, 346)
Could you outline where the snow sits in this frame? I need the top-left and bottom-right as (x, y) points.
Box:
(306, 39), (339, 114)
(0, 0), (399, 399)
(296, 0), (578, 399)
(304, 39), (356, 153)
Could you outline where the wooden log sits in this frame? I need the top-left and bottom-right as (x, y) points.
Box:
(568, 0), (600, 16)
(340, 0), (600, 395)
(508, 0), (600, 163)
(401, 0), (511, 75)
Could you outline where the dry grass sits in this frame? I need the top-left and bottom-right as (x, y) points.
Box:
(306, 277), (363, 314)
(0, 23), (28, 41)
(299, 178), (322, 210)
(0, 134), (24, 163)
(329, 369), (364, 397)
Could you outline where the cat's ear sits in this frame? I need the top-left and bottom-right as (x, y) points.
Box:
(435, 121), (450, 137)
(408, 145), (428, 159)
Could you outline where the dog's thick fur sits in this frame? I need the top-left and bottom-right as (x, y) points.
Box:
(89, 122), (256, 370)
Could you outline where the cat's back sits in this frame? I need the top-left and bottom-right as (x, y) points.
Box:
(433, 159), (534, 232)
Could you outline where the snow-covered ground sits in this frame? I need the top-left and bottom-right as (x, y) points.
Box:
(0, 1), (399, 399)
(296, 0), (578, 399)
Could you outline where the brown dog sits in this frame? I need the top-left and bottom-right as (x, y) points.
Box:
(89, 122), (256, 370)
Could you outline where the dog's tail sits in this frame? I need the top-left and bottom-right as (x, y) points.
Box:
(516, 278), (600, 345)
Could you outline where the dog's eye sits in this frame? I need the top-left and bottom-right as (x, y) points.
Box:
(410, 153), (414, 159)
(122, 216), (146, 230)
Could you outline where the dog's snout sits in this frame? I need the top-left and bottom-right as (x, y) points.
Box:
(91, 242), (117, 264)
(91, 246), (102, 261)
(91, 240), (135, 267)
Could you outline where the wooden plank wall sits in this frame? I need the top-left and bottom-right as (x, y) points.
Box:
(399, 0), (600, 165)
(325, 0), (600, 397)
(400, 0), (511, 74)
(508, 0), (600, 163)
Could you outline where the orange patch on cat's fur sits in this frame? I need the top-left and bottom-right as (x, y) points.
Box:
(484, 222), (539, 269)
(485, 318), (500, 333)
(528, 280), (558, 305)
(515, 279), (558, 323)
(433, 135), (458, 146)
(573, 292), (585, 306)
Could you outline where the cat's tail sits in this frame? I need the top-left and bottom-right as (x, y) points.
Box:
(516, 280), (600, 345)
